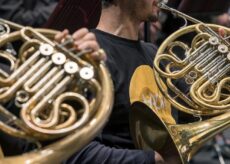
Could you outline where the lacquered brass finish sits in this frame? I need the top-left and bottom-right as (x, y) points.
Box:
(0, 19), (114, 163)
(154, 24), (230, 116)
(153, 2), (230, 116)
(130, 102), (230, 164)
(130, 2), (230, 164)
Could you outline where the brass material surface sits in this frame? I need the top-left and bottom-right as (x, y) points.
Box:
(0, 19), (114, 163)
(130, 3), (230, 164)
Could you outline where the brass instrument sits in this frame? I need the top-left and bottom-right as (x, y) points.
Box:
(0, 19), (114, 163)
(130, 2), (230, 164)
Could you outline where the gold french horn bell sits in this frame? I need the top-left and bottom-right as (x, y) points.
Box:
(130, 2), (230, 164)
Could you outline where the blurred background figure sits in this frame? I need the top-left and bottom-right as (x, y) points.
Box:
(138, 21), (162, 45)
(45, 0), (101, 33)
(213, 9), (230, 27)
(0, 0), (58, 27)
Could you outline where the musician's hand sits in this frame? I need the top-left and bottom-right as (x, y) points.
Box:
(55, 28), (106, 61)
(218, 27), (227, 38)
(155, 151), (165, 164)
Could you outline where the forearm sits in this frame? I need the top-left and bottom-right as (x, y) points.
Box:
(64, 141), (155, 164)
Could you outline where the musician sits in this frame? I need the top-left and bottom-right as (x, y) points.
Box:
(61, 0), (165, 163)
(59, 0), (230, 163)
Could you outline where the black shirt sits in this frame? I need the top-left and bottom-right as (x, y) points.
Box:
(96, 29), (156, 146)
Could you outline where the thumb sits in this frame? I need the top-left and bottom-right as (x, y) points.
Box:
(218, 27), (226, 37)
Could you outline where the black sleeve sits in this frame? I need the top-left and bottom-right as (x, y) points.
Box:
(0, 0), (57, 27)
(64, 141), (155, 164)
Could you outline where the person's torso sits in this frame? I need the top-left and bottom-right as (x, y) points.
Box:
(93, 29), (157, 148)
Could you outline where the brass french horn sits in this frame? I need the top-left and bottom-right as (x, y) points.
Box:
(0, 19), (114, 163)
(130, 2), (230, 164)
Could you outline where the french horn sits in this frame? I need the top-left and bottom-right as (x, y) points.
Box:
(0, 19), (114, 163)
(130, 1), (230, 164)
